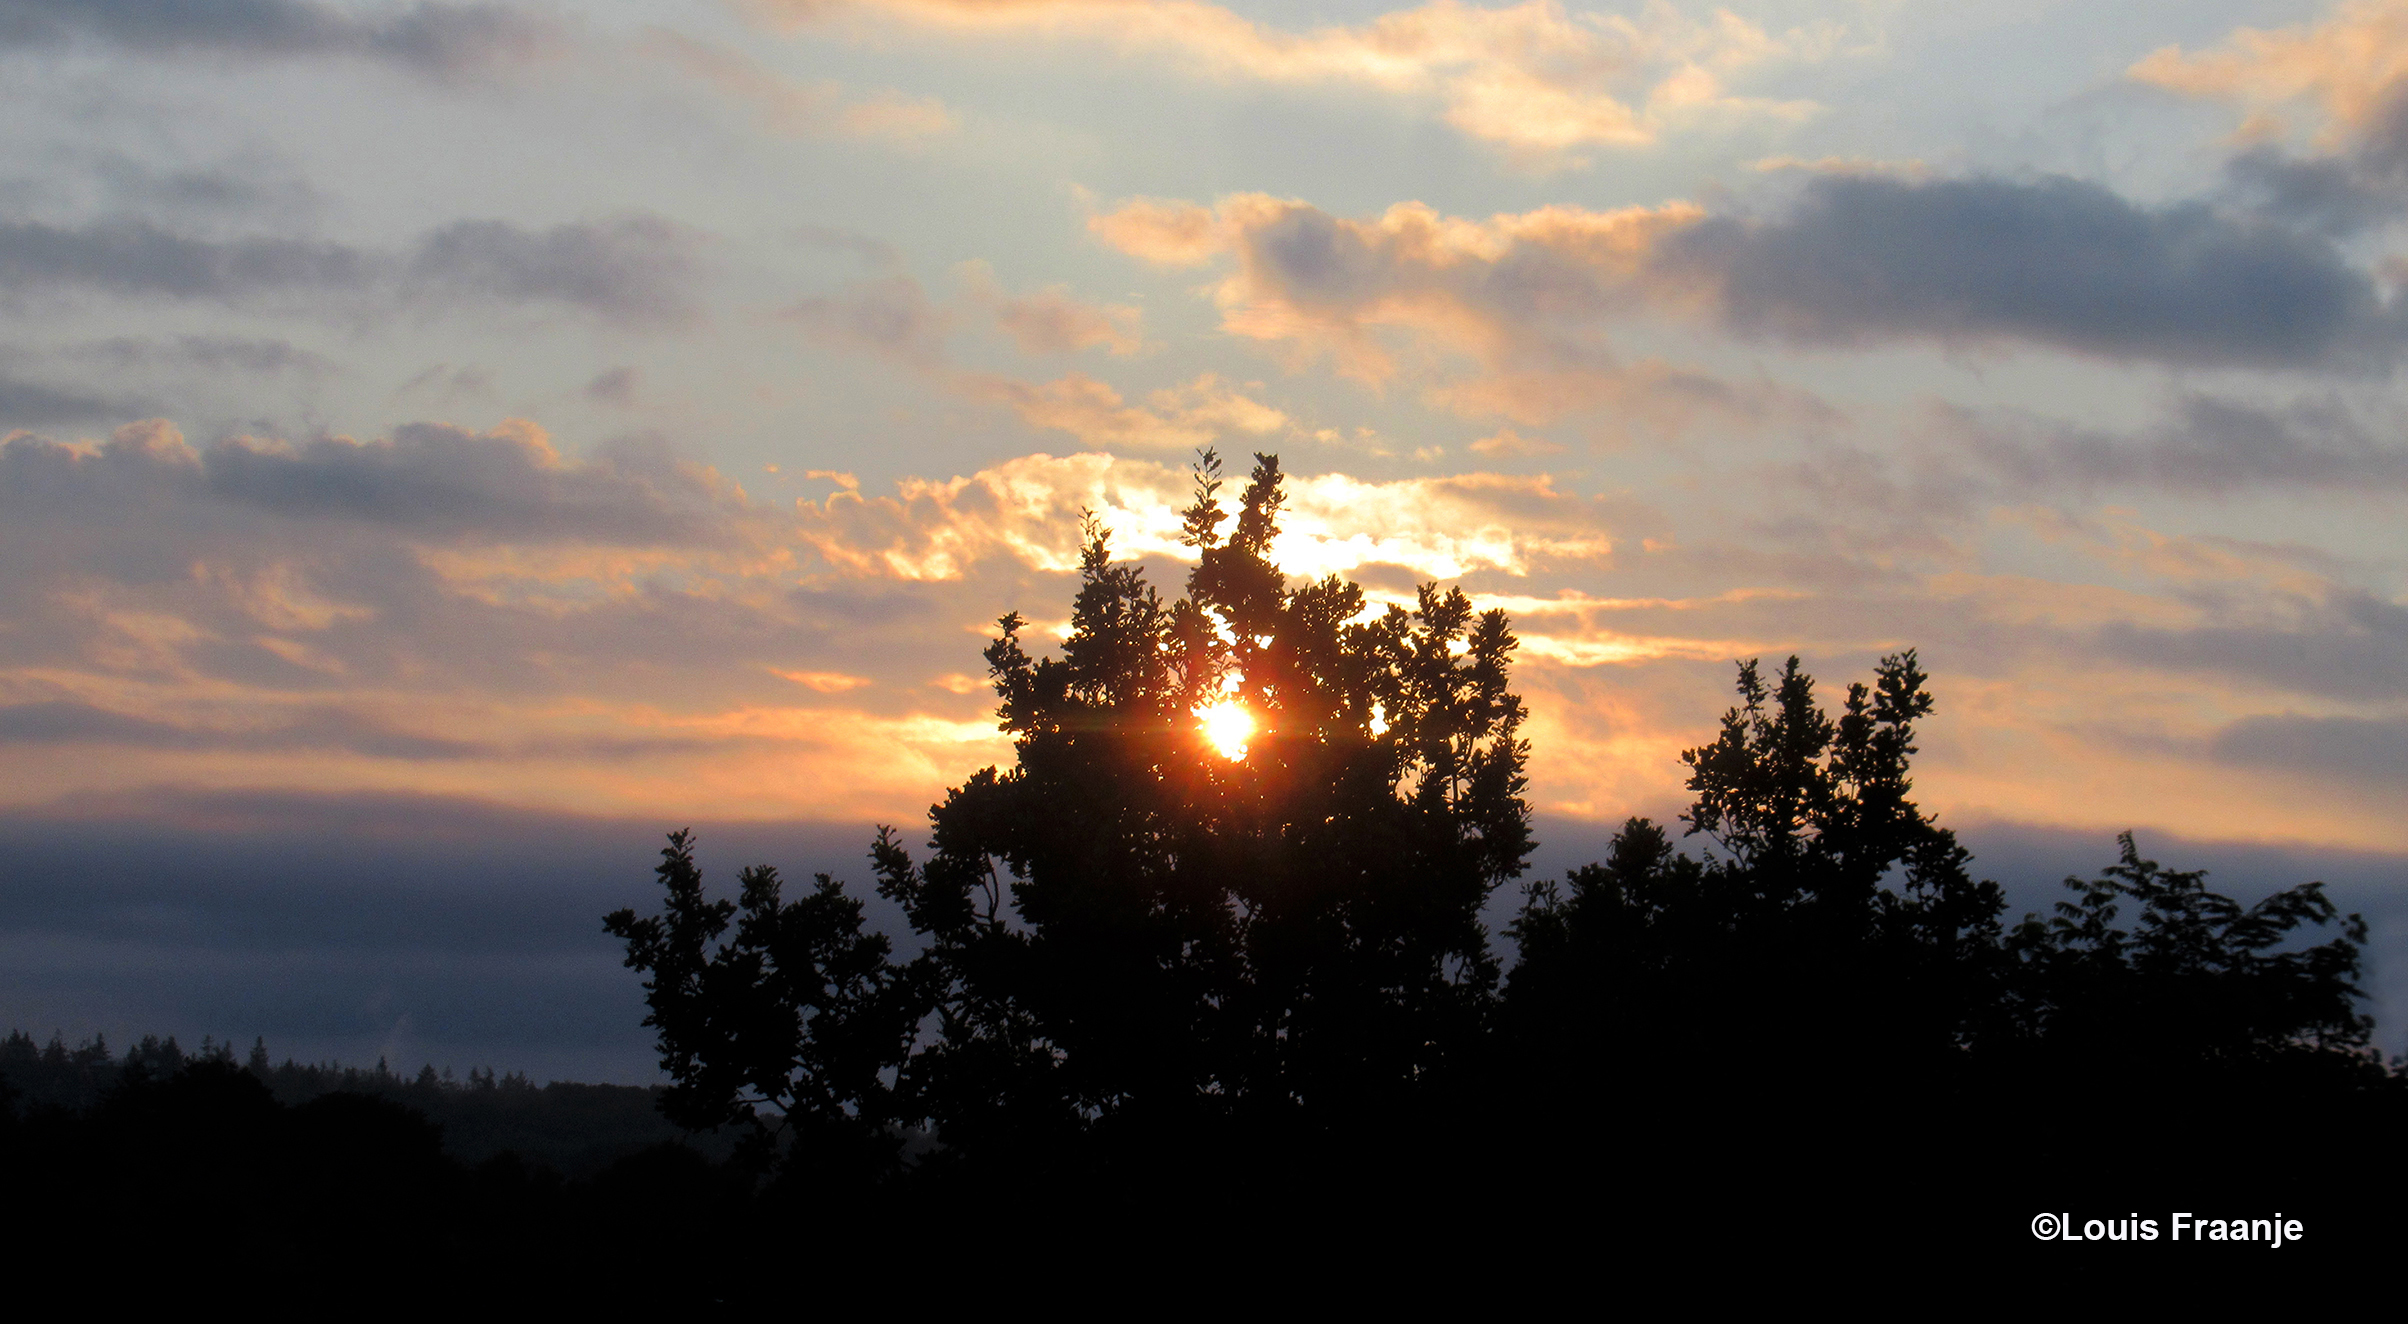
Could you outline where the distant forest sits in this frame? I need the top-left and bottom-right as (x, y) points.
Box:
(0, 1028), (720, 1173)
(6, 453), (2401, 1285)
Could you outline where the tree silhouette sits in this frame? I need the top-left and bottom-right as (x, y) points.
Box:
(604, 830), (918, 1177)
(873, 449), (1532, 1170)
(1505, 650), (2391, 1209)
(2002, 833), (2377, 1093)
(603, 450), (1534, 1182)
(602, 478), (2399, 1222)
(1507, 651), (2009, 1151)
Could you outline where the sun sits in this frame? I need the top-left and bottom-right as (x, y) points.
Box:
(1196, 700), (1255, 760)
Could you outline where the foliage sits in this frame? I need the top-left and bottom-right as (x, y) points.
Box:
(2006, 833), (2373, 1075)
(1507, 651), (2010, 1105)
(1506, 651), (2383, 1138)
(0, 1048), (764, 1300)
(0, 1028), (716, 1174)
(603, 830), (915, 1172)
(880, 449), (1534, 1158)
(604, 455), (2395, 1197)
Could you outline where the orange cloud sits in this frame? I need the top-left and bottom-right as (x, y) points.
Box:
(959, 261), (1145, 355)
(645, 30), (954, 141)
(750, 0), (1835, 160)
(771, 668), (875, 691)
(1089, 197), (1222, 264)
(1470, 428), (1565, 457)
(2128, 0), (2408, 140)
(790, 449), (1629, 582)
(15, 417), (2408, 854)
(1093, 192), (1706, 383)
(1084, 190), (1823, 431)
(962, 371), (1285, 451)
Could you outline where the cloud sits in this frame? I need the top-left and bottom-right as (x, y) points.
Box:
(1093, 176), (2397, 387)
(397, 363), (494, 402)
(1968, 506), (2408, 704)
(788, 268), (1268, 450)
(200, 420), (737, 544)
(757, 0), (1835, 160)
(2129, 4), (2408, 242)
(791, 266), (1147, 365)
(0, 213), (703, 324)
(0, 416), (1022, 823)
(6, 413), (2408, 858)
(1090, 197), (1222, 264)
(791, 224), (899, 268)
(0, 369), (141, 426)
(786, 273), (953, 366)
(2098, 600), (2408, 704)
(3, 417), (736, 550)
(1090, 190), (1702, 383)
(1669, 173), (2387, 367)
(0, 0), (571, 80)
(0, 218), (371, 300)
(963, 371), (1283, 451)
(2222, 144), (2402, 236)
(792, 448), (1621, 582)
(65, 335), (334, 376)
(406, 216), (702, 324)
(83, 151), (323, 220)
(2129, 0), (2408, 137)
(641, 29), (953, 142)
(771, 668), (871, 692)
(0, 696), (485, 759)
(584, 366), (637, 405)
(1956, 393), (2408, 493)
(1468, 427), (1563, 457)
(960, 261), (1143, 355)
(2212, 712), (2408, 787)
(1088, 190), (1816, 430)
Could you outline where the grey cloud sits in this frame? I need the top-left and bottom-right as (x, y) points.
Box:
(200, 423), (720, 544)
(1182, 175), (2389, 392)
(0, 419), (732, 548)
(1960, 394), (2408, 494)
(407, 216), (701, 324)
(2212, 713), (2408, 787)
(7, 796), (2398, 1080)
(0, 0), (567, 79)
(1674, 174), (2386, 368)
(0, 696), (726, 760)
(0, 217), (371, 299)
(2204, 84), (2408, 239)
(584, 366), (636, 405)
(0, 791), (907, 1081)
(0, 698), (482, 759)
(786, 274), (950, 366)
(69, 334), (334, 375)
(2098, 590), (2408, 702)
(0, 214), (700, 324)
(396, 362), (493, 400)
(2224, 148), (2397, 238)
(89, 153), (320, 219)
(0, 368), (141, 424)
(0, 417), (985, 712)
(791, 224), (898, 269)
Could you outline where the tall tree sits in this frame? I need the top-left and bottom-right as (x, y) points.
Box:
(1509, 652), (2011, 1132)
(876, 449), (1533, 1165)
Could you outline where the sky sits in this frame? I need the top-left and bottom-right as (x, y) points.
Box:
(4, 0), (2407, 1078)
